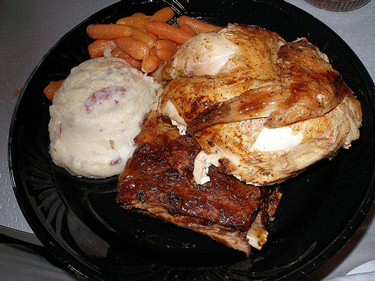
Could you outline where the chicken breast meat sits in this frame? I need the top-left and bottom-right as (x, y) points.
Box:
(158, 23), (362, 186)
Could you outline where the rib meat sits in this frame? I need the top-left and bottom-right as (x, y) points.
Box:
(117, 112), (282, 256)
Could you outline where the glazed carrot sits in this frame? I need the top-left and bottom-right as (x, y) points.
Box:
(123, 55), (142, 70)
(44, 80), (64, 101)
(177, 16), (222, 34)
(130, 27), (156, 48)
(145, 21), (194, 45)
(149, 46), (157, 55)
(111, 46), (126, 57)
(86, 24), (133, 39)
(131, 12), (149, 17)
(88, 39), (116, 58)
(155, 39), (178, 50)
(111, 47), (142, 70)
(148, 32), (158, 41)
(154, 39), (179, 60)
(151, 7), (174, 22)
(116, 16), (151, 29)
(156, 48), (175, 61)
(179, 23), (197, 36)
(114, 37), (150, 60)
(141, 54), (162, 73)
(155, 39), (178, 53)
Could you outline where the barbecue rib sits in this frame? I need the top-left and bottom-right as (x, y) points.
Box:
(117, 112), (282, 256)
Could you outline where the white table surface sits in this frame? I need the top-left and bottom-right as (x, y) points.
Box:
(0, 0), (374, 279)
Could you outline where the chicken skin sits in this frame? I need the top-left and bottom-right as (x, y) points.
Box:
(158, 23), (362, 186)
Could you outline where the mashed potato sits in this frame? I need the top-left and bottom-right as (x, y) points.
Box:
(49, 57), (161, 178)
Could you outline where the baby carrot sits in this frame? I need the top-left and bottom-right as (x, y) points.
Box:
(131, 12), (149, 17)
(177, 16), (222, 34)
(130, 27), (156, 48)
(114, 37), (150, 60)
(116, 16), (151, 29)
(111, 47), (122, 56)
(86, 24), (133, 39)
(44, 80), (64, 101)
(123, 55), (142, 70)
(149, 47), (157, 55)
(145, 21), (194, 45)
(179, 23), (197, 36)
(141, 54), (162, 73)
(155, 48), (175, 61)
(88, 39), (116, 58)
(155, 39), (178, 50)
(154, 39), (178, 60)
(151, 7), (174, 22)
(111, 47), (142, 70)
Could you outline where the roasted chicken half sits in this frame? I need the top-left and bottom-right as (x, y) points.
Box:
(158, 23), (362, 186)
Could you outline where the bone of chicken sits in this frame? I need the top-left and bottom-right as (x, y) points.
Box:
(158, 23), (362, 186)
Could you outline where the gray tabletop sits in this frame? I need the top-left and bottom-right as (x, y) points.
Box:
(1, 0), (374, 279)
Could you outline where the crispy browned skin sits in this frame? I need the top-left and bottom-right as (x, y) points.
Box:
(158, 24), (361, 186)
(159, 24), (352, 132)
(117, 112), (281, 256)
(160, 24), (285, 126)
(187, 38), (350, 133)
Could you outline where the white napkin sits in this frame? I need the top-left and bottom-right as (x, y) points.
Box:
(328, 260), (375, 281)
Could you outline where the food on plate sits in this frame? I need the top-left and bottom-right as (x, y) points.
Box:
(88, 39), (117, 59)
(117, 21), (361, 254)
(45, 8), (362, 255)
(159, 23), (362, 186)
(44, 79), (65, 101)
(150, 6), (175, 22)
(48, 56), (161, 178)
(177, 15), (223, 34)
(153, 39), (179, 60)
(141, 54), (162, 74)
(86, 7), (222, 73)
(113, 37), (150, 60)
(86, 24), (133, 40)
(145, 20), (194, 45)
(117, 112), (282, 256)
(116, 7), (174, 27)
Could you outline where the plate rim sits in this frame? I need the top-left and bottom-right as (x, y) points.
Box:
(8, 0), (375, 280)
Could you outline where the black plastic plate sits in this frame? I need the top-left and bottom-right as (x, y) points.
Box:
(8, 0), (375, 280)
